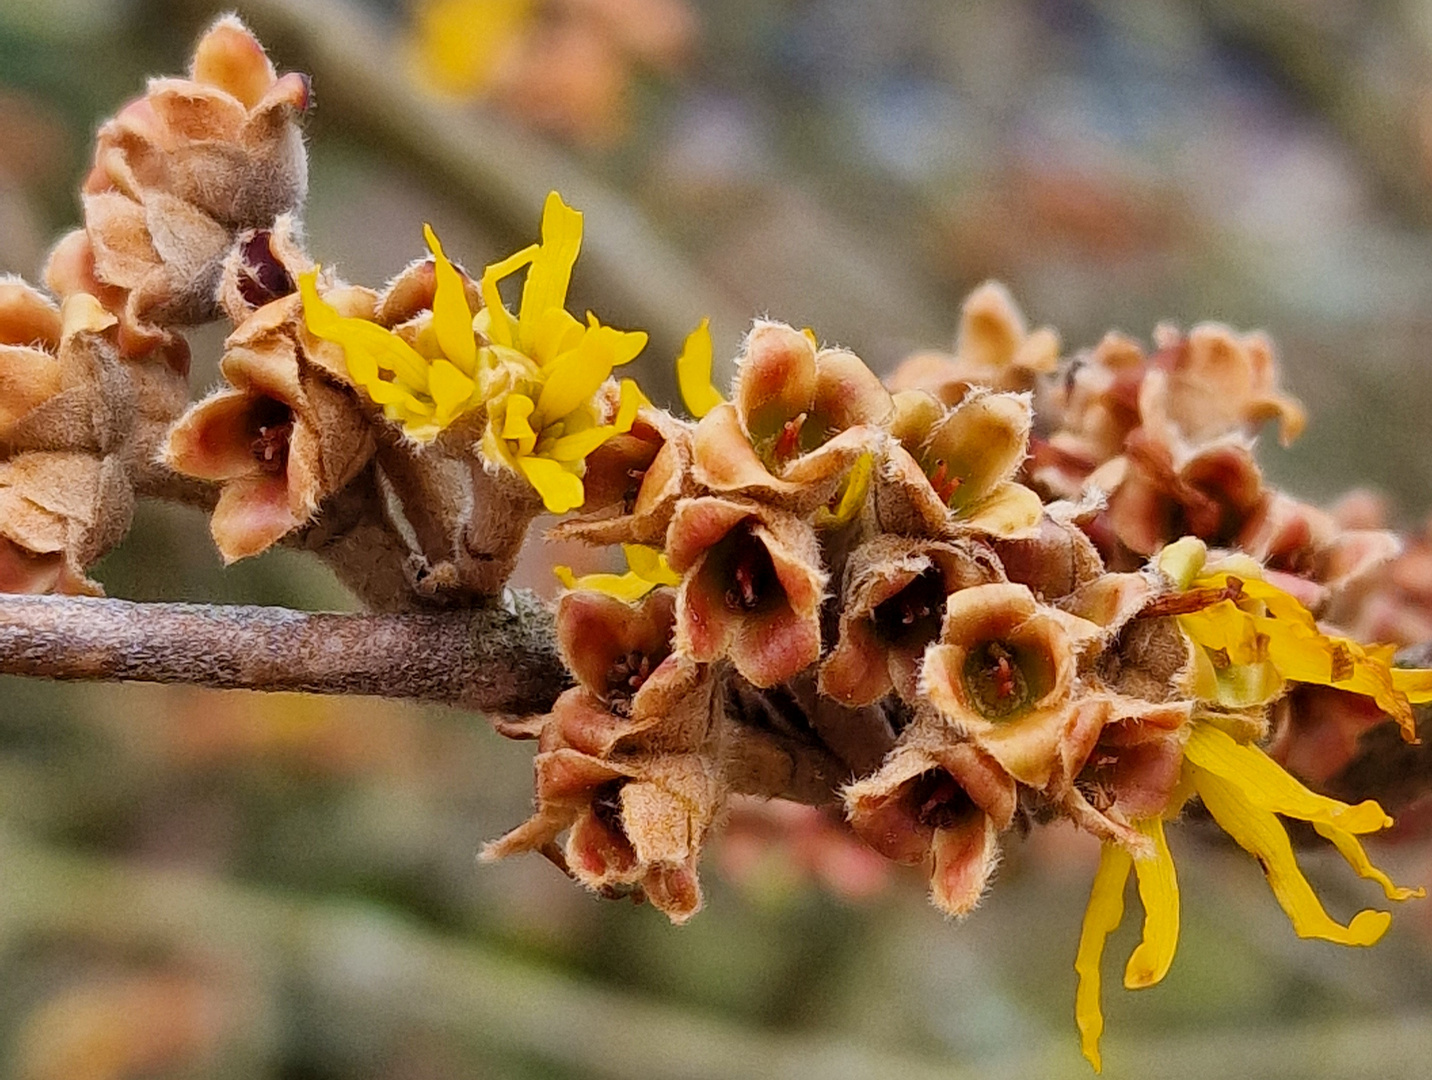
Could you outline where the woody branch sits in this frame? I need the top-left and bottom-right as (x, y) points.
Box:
(0, 593), (566, 716)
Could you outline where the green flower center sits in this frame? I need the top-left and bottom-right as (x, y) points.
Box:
(963, 639), (1040, 719)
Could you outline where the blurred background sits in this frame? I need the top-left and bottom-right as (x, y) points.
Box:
(5, 0), (1432, 1076)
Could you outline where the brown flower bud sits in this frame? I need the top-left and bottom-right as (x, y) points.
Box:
(843, 725), (1017, 917)
(164, 286), (376, 562)
(691, 321), (889, 514)
(888, 281), (1059, 405)
(819, 534), (1001, 707)
(47, 16), (309, 353)
(667, 495), (826, 687)
(875, 388), (1042, 539)
(216, 214), (310, 324)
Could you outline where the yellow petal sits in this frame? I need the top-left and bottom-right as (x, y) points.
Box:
(530, 305), (585, 370)
(546, 424), (617, 463)
(1193, 766), (1392, 946)
(1391, 667), (1432, 703)
(301, 270), (432, 394)
(676, 317), (724, 419)
(534, 325), (628, 426)
(1184, 723), (1391, 834)
(552, 567), (660, 602)
(428, 357), (477, 426)
(1156, 536), (1208, 590)
(424, 223), (478, 376)
(622, 543), (681, 586)
(814, 452), (874, 529)
(960, 480), (1044, 537)
(502, 394), (538, 455)
(479, 243), (538, 349)
(615, 378), (649, 433)
(1125, 817), (1179, 990)
(1075, 843), (1132, 1073)
(1312, 821), (1426, 902)
(517, 455), (585, 513)
(518, 191), (583, 349)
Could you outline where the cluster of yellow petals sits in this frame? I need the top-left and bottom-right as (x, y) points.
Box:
(1075, 537), (1432, 1072)
(301, 191), (652, 513)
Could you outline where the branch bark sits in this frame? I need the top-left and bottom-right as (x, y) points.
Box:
(0, 592), (565, 717)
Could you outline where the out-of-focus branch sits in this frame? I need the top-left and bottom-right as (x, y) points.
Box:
(0, 592), (565, 716)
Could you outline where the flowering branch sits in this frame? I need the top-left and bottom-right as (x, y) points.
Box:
(0, 592), (566, 716)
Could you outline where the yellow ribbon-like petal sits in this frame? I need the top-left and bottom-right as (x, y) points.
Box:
(519, 191), (583, 349)
(1075, 843), (1132, 1073)
(814, 452), (874, 529)
(517, 455), (584, 514)
(622, 543), (681, 586)
(428, 357), (477, 426)
(615, 378), (650, 433)
(301, 270), (432, 395)
(479, 243), (537, 349)
(546, 424), (618, 463)
(1125, 817), (1179, 990)
(1184, 723), (1391, 834)
(1312, 821), (1426, 902)
(502, 394), (539, 455)
(1193, 765), (1392, 946)
(423, 223), (478, 375)
(676, 317), (723, 419)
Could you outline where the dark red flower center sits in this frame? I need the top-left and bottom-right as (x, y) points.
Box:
(963, 639), (1033, 719)
(719, 525), (779, 613)
(605, 649), (660, 715)
(249, 397), (294, 475)
(926, 459), (964, 505)
(590, 778), (629, 840)
(236, 231), (295, 308)
(873, 567), (947, 648)
(910, 769), (975, 830)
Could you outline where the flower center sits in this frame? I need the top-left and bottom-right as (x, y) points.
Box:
(926, 459), (964, 505)
(771, 411), (808, 466)
(236, 231), (295, 308)
(605, 649), (659, 716)
(910, 769), (975, 830)
(963, 640), (1032, 719)
(873, 567), (947, 648)
(248, 398), (294, 475)
(590, 778), (629, 840)
(721, 525), (778, 613)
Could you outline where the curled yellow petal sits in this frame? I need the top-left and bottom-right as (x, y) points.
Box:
(423, 223), (478, 375)
(301, 270), (431, 395)
(546, 425), (617, 463)
(1391, 667), (1432, 703)
(1194, 766), (1392, 946)
(622, 543), (680, 587)
(814, 452), (874, 529)
(676, 317), (723, 419)
(553, 566), (658, 602)
(1075, 843), (1132, 1073)
(1184, 723), (1391, 834)
(502, 395), (539, 454)
(427, 357), (476, 426)
(615, 378), (650, 433)
(517, 455), (585, 514)
(1125, 817), (1179, 990)
(535, 329), (621, 427)
(1312, 821), (1426, 902)
(479, 243), (537, 349)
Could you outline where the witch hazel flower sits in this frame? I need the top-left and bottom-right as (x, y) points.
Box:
(818, 534), (1002, 707)
(691, 320), (891, 514)
(843, 720), (1017, 917)
(301, 191), (649, 514)
(165, 276), (378, 561)
(876, 388), (1043, 540)
(666, 495), (826, 688)
(484, 587), (722, 922)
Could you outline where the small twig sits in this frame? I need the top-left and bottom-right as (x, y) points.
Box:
(0, 592), (566, 717)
